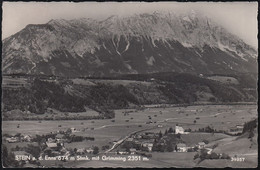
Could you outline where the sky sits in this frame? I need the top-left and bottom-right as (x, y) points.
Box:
(2, 2), (258, 48)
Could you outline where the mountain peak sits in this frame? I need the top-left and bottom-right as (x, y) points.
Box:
(2, 12), (257, 76)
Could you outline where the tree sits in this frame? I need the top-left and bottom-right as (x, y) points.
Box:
(3, 145), (9, 167)
(168, 127), (174, 133)
(166, 143), (174, 152)
(164, 129), (168, 135)
(210, 152), (219, 159)
(220, 153), (230, 159)
(25, 144), (41, 158)
(176, 134), (181, 139)
(3, 145), (19, 167)
(158, 131), (163, 138)
(202, 139), (209, 144)
(212, 143), (218, 149)
(194, 153), (199, 160)
(248, 131), (254, 138)
(93, 146), (99, 155)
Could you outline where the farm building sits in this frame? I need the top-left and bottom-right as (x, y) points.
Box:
(197, 142), (206, 149)
(229, 124), (244, 134)
(130, 148), (137, 154)
(157, 124), (163, 128)
(46, 142), (58, 148)
(86, 148), (94, 154)
(51, 151), (61, 156)
(76, 148), (86, 155)
(56, 134), (64, 139)
(118, 151), (128, 155)
(176, 143), (188, 152)
(70, 127), (79, 133)
(141, 142), (153, 152)
(47, 138), (55, 143)
(6, 137), (19, 143)
(133, 140), (142, 148)
(126, 138), (134, 142)
(134, 134), (142, 139)
(22, 135), (32, 142)
(142, 132), (156, 139)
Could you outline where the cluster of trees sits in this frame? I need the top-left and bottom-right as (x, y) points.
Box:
(157, 83), (198, 104)
(197, 126), (215, 133)
(31, 132), (95, 145)
(153, 72), (256, 103)
(66, 135), (95, 143)
(122, 128), (178, 153)
(93, 146), (99, 155)
(32, 78), (86, 113)
(3, 79), (116, 120)
(88, 83), (139, 108)
(3, 72), (256, 121)
(3, 145), (19, 167)
(242, 119), (257, 138)
(2, 79), (85, 114)
(70, 146), (99, 156)
(102, 145), (110, 150)
(152, 128), (181, 152)
(3, 144), (42, 168)
(194, 149), (231, 163)
(25, 144), (42, 158)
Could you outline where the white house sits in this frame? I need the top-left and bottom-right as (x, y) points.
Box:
(197, 142), (206, 149)
(176, 143), (188, 152)
(157, 124), (163, 128)
(134, 134), (142, 139)
(229, 124), (244, 134)
(23, 135), (32, 142)
(118, 151), (128, 155)
(46, 142), (58, 148)
(47, 138), (55, 143)
(86, 148), (94, 154)
(76, 148), (85, 155)
(129, 148), (137, 154)
(126, 138), (134, 142)
(175, 125), (189, 134)
(6, 137), (18, 143)
(142, 142), (153, 152)
(71, 128), (79, 133)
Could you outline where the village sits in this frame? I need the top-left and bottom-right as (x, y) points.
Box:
(3, 120), (246, 168)
(3, 103), (257, 168)
(115, 124), (241, 156)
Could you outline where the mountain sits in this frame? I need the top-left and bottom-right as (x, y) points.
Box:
(2, 11), (257, 77)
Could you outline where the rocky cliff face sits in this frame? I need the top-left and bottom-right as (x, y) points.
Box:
(2, 11), (257, 77)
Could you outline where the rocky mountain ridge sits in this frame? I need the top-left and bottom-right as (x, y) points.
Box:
(2, 11), (257, 77)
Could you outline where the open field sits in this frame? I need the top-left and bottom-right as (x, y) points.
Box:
(3, 104), (256, 134)
(2, 104), (257, 168)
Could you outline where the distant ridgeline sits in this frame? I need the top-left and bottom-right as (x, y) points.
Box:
(2, 72), (257, 120)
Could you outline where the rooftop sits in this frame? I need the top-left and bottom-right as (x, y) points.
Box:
(177, 143), (186, 147)
(198, 142), (205, 145)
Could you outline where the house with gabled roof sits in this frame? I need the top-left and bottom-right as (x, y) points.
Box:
(176, 143), (188, 152)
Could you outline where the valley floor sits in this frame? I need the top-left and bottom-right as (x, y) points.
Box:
(2, 104), (257, 168)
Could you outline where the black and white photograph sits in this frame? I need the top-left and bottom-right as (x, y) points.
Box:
(1, 1), (258, 168)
